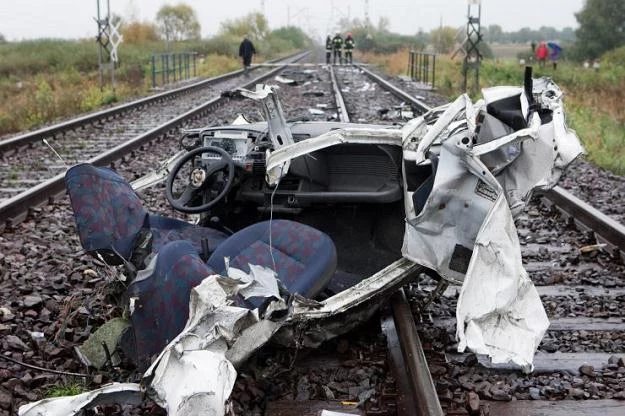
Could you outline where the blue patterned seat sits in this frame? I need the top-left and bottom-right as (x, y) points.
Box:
(125, 240), (217, 368)
(207, 220), (337, 298)
(65, 163), (228, 270)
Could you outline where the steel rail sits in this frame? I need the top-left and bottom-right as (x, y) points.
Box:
(0, 52), (310, 230)
(544, 186), (625, 259)
(329, 66), (350, 123)
(390, 289), (444, 416)
(355, 64), (432, 115)
(0, 52), (304, 155)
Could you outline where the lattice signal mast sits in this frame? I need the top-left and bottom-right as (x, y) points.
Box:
(95, 0), (122, 91)
(462, 0), (482, 93)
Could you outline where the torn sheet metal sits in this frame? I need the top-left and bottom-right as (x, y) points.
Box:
(455, 196), (548, 371)
(142, 272), (286, 415)
(18, 383), (143, 416)
(275, 258), (423, 348)
(239, 84), (294, 151)
(148, 349), (236, 415)
(401, 77), (583, 371)
(223, 259), (281, 300)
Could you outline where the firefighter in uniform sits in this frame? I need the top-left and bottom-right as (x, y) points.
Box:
(344, 32), (355, 64)
(332, 32), (343, 65)
(325, 35), (333, 64)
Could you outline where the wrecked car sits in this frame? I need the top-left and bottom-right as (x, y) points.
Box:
(20, 70), (583, 415)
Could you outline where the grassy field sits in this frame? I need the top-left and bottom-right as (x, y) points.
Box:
(361, 49), (625, 175)
(0, 40), (261, 136)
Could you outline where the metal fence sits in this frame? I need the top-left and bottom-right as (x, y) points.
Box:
(408, 51), (436, 88)
(151, 52), (197, 88)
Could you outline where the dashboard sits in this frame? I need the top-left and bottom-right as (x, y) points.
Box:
(202, 130), (253, 162)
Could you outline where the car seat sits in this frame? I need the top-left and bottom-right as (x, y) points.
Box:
(65, 163), (229, 273)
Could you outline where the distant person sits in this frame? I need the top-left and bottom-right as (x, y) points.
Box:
(549, 44), (561, 70)
(535, 42), (548, 68)
(344, 32), (355, 64)
(530, 41), (537, 54)
(325, 35), (333, 64)
(239, 35), (256, 76)
(593, 59), (600, 72)
(332, 32), (343, 65)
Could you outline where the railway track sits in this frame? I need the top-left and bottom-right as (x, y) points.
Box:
(1, 52), (625, 415)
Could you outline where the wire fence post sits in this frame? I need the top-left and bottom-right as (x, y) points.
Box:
(150, 55), (155, 89)
(407, 51), (437, 89)
(150, 52), (197, 88)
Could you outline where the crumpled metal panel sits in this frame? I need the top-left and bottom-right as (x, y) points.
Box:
(402, 77), (583, 370)
(18, 383), (143, 416)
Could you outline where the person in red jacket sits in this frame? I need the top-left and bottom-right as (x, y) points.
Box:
(535, 42), (548, 68)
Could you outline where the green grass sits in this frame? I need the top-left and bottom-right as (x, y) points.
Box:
(46, 382), (85, 397)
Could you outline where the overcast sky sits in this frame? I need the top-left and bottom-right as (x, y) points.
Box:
(0, 0), (586, 42)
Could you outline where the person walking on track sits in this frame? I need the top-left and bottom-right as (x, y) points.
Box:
(239, 35), (256, 76)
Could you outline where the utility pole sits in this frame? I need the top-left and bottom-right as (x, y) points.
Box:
(95, 0), (108, 91)
(462, 0), (482, 94)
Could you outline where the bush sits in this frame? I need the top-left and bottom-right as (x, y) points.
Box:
(602, 45), (625, 67)
(80, 86), (118, 112)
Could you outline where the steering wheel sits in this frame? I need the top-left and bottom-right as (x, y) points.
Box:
(166, 146), (235, 213)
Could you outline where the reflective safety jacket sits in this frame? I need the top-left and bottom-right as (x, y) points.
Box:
(332, 35), (343, 50)
(325, 37), (333, 51)
(344, 36), (355, 50)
